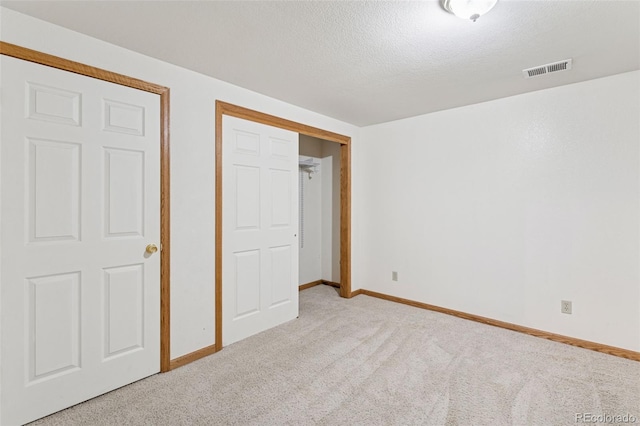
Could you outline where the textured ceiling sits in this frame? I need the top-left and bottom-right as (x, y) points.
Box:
(3, 1), (639, 126)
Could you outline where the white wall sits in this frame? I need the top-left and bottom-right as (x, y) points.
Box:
(298, 154), (323, 285)
(0, 7), (360, 359)
(299, 135), (323, 158)
(359, 71), (640, 351)
(320, 154), (334, 282)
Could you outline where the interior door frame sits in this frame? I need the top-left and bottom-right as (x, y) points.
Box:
(0, 42), (173, 372)
(215, 100), (352, 350)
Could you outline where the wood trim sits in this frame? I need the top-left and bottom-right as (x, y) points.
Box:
(215, 100), (352, 351)
(322, 280), (341, 289)
(215, 102), (223, 352)
(349, 289), (363, 297)
(168, 344), (219, 370)
(159, 90), (171, 372)
(0, 42), (167, 95)
(299, 280), (323, 291)
(339, 142), (351, 298)
(216, 101), (350, 145)
(360, 289), (640, 362)
(0, 43), (173, 372)
(299, 280), (341, 291)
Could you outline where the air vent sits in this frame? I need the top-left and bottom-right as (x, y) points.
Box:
(523, 59), (572, 79)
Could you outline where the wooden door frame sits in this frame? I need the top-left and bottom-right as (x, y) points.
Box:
(0, 42), (173, 372)
(215, 100), (352, 350)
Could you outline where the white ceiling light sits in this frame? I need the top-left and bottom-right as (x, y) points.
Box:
(442, 0), (498, 22)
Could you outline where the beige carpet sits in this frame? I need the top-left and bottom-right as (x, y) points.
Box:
(31, 285), (640, 425)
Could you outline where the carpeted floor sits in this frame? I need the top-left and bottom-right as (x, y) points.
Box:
(31, 285), (640, 425)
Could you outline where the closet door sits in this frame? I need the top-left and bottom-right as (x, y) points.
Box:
(222, 115), (299, 346)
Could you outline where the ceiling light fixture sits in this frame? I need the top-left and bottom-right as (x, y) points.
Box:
(442, 0), (498, 22)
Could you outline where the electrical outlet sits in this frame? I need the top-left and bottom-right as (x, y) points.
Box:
(392, 271), (398, 282)
(561, 300), (572, 314)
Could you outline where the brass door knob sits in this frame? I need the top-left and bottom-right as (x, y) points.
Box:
(146, 244), (158, 254)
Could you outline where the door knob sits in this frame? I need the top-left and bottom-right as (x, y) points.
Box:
(146, 244), (158, 254)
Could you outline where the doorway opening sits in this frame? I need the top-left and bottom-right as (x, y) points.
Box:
(215, 101), (352, 351)
(298, 135), (342, 291)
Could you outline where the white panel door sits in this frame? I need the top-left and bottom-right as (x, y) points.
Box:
(222, 116), (299, 346)
(0, 56), (161, 425)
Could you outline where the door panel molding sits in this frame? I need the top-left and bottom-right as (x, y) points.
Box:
(0, 42), (172, 372)
(215, 100), (352, 352)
